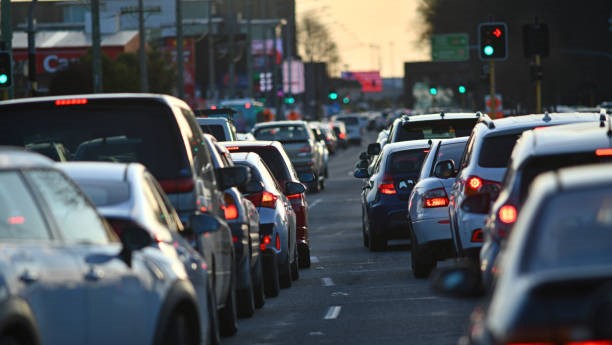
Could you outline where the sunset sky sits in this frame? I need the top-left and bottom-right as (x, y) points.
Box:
(296, 0), (431, 78)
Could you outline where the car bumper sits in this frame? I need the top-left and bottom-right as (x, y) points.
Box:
(369, 201), (410, 239)
(411, 217), (452, 244)
(454, 210), (486, 255)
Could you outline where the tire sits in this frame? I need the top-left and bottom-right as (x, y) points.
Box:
(279, 252), (292, 289)
(410, 231), (436, 278)
(291, 247), (300, 281)
(362, 211), (370, 248)
(298, 243), (311, 268)
(236, 256), (255, 318)
(309, 174), (320, 193)
(252, 258), (266, 309)
(163, 308), (199, 345)
(206, 288), (221, 345)
(0, 336), (22, 345)
(218, 271), (238, 337)
(368, 223), (387, 252)
(262, 252), (280, 298)
(319, 178), (325, 191)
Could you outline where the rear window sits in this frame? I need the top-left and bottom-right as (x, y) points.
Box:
(337, 117), (359, 125)
(387, 149), (428, 175)
(478, 133), (522, 168)
(228, 146), (292, 182)
(72, 180), (131, 207)
(253, 125), (309, 142)
(0, 100), (187, 181)
(395, 118), (476, 141)
(200, 124), (226, 141)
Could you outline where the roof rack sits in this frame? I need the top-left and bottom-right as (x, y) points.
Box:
(478, 114), (495, 129)
(542, 112), (552, 122)
(439, 112), (445, 119)
(600, 111), (607, 128)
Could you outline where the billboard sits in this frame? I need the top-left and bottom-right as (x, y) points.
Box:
(341, 71), (382, 93)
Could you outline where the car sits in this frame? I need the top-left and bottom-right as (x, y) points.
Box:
(312, 121), (338, 154)
(202, 133), (265, 317)
(0, 147), (206, 345)
(438, 163), (612, 345)
(252, 120), (326, 192)
(385, 112), (480, 144)
(354, 140), (432, 251)
(333, 114), (365, 145)
(330, 120), (348, 149)
(231, 152), (303, 294)
(447, 112), (602, 262)
(221, 141), (314, 268)
(0, 93), (243, 337)
(408, 136), (469, 278)
(479, 115), (612, 287)
(197, 116), (239, 142)
(308, 122), (330, 179)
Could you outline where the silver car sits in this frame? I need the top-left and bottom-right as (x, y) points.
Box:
(0, 148), (204, 345)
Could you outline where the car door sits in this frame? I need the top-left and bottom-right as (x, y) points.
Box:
(1, 169), (87, 345)
(25, 169), (155, 345)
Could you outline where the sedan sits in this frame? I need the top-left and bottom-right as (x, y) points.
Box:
(0, 147), (206, 345)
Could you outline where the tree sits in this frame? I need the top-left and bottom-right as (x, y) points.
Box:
(298, 12), (340, 74)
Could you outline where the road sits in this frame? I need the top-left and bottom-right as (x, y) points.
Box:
(223, 135), (479, 345)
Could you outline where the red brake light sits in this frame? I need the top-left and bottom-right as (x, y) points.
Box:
(378, 182), (397, 195)
(595, 148), (612, 156)
(275, 233), (281, 250)
(287, 193), (301, 199)
(471, 229), (483, 242)
(232, 235), (239, 244)
(567, 341), (612, 345)
(210, 105), (217, 110)
(299, 145), (311, 153)
(464, 175), (500, 197)
(223, 194), (239, 220)
(245, 102), (251, 109)
(339, 132), (346, 140)
(260, 235), (271, 251)
(423, 188), (449, 208)
(55, 98), (88, 106)
(226, 146), (240, 151)
(468, 176), (483, 191)
(159, 178), (195, 194)
(7, 216), (25, 225)
(498, 204), (517, 224)
(248, 191), (278, 208)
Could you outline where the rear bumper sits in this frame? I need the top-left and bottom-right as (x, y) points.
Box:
(369, 201), (410, 239)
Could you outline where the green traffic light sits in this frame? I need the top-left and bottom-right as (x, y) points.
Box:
(285, 96), (295, 105)
(329, 92), (338, 100)
(342, 97), (350, 104)
(429, 87), (438, 96)
(458, 85), (466, 94)
(0, 74), (8, 85)
(483, 45), (494, 56)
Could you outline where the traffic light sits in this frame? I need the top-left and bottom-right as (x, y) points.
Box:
(522, 23), (549, 58)
(328, 90), (338, 101)
(478, 22), (508, 60)
(0, 51), (13, 88)
(429, 87), (438, 96)
(458, 85), (467, 94)
(284, 96), (295, 105)
(342, 96), (350, 104)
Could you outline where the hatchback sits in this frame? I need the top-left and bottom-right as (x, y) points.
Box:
(354, 140), (432, 251)
(0, 148), (206, 345)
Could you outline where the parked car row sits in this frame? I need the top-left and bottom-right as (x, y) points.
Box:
(0, 94), (334, 345)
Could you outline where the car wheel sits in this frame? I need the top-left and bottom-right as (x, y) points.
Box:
(279, 252), (292, 289)
(309, 174), (320, 193)
(368, 223), (386, 252)
(236, 256), (255, 318)
(262, 252), (280, 298)
(252, 257), (266, 309)
(410, 230), (436, 278)
(319, 177), (325, 191)
(0, 336), (23, 345)
(163, 307), (199, 345)
(218, 270), (238, 337)
(291, 246), (300, 281)
(206, 285), (221, 345)
(362, 210), (370, 248)
(298, 243), (311, 268)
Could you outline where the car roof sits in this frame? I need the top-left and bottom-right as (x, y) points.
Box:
(196, 117), (231, 124)
(0, 146), (54, 169)
(397, 112), (481, 123)
(253, 120), (308, 128)
(220, 140), (282, 149)
(382, 139), (434, 154)
(438, 136), (470, 145)
(476, 112), (601, 134)
(510, 121), (612, 164)
(0, 93), (187, 108)
(58, 161), (143, 182)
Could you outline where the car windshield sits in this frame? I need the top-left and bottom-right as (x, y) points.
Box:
(396, 119), (476, 141)
(229, 146), (292, 183)
(523, 187), (612, 273)
(387, 149), (428, 175)
(71, 179), (131, 207)
(253, 125), (309, 142)
(199, 124), (226, 141)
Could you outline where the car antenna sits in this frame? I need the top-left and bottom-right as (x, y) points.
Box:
(542, 111), (551, 122)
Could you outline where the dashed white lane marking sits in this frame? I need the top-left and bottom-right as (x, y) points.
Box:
(321, 277), (335, 286)
(324, 306), (342, 320)
(310, 256), (320, 264)
(308, 199), (322, 209)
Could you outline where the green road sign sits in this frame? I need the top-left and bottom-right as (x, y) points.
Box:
(431, 33), (469, 61)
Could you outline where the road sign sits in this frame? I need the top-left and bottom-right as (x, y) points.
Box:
(431, 33), (469, 61)
(485, 93), (503, 118)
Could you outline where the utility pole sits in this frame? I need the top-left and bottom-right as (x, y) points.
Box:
(227, 0), (235, 99)
(176, 0), (184, 99)
(246, 0), (253, 98)
(1, 0), (13, 99)
(489, 61), (496, 117)
(138, 0), (148, 92)
(27, 0), (38, 96)
(207, 0), (216, 103)
(91, 0), (102, 92)
(286, 0), (294, 113)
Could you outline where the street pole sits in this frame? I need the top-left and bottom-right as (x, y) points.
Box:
(1, 0), (13, 99)
(261, 0), (269, 105)
(535, 54), (542, 113)
(207, 0), (216, 103)
(489, 61), (496, 118)
(91, 0), (102, 93)
(246, 0), (253, 99)
(176, 0), (185, 99)
(227, 0), (235, 99)
(286, 0), (294, 113)
(138, 0), (148, 92)
(27, 0), (38, 96)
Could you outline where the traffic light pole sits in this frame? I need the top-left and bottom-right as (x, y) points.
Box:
(535, 54), (542, 113)
(489, 61), (496, 118)
(1, 0), (13, 99)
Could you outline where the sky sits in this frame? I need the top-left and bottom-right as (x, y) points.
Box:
(296, 0), (431, 78)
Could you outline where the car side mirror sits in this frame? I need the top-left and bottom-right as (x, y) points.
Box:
(461, 193), (491, 214)
(298, 172), (316, 184)
(367, 143), (381, 156)
(359, 152), (370, 160)
(434, 160), (457, 179)
(243, 180), (264, 194)
(216, 166), (250, 190)
(188, 213), (222, 234)
(354, 168), (369, 179)
(118, 224), (153, 268)
(355, 159), (369, 169)
(285, 181), (306, 195)
(430, 259), (484, 298)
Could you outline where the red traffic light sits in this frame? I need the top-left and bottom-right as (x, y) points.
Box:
(492, 28), (503, 38)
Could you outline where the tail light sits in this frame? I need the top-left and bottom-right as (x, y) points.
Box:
(299, 145), (311, 153)
(464, 175), (501, 197)
(378, 176), (397, 195)
(471, 229), (483, 242)
(159, 178), (195, 194)
(339, 132), (346, 140)
(106, 218), (158, 243)
(232, 235), (239, 243)
(223, 193), (239, 220)
(498, 204), (518, 224)
(508, 342), (612, 345)
(275, 233), (281, 250)
(422, 188), (449, 208)
(595, 148), (612, 156)
(260, 235), (271, 251)
(55, 98), (88, 106)
(226, 146), (240, 151)
(287, 193), (301, 200)
(247, 191), (278, 208)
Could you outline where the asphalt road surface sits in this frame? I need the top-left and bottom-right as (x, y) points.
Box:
(223, 134), (479, 345)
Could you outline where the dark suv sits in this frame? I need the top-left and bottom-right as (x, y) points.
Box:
(0, 93), (244, 336)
